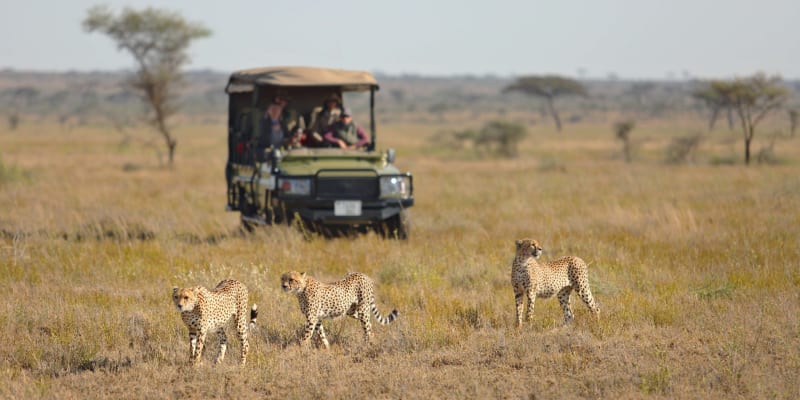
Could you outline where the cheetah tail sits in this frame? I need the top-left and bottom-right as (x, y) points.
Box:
(371, 304), (398, 325)
(249, 304), (258, 330)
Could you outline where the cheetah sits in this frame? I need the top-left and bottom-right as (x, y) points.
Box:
(172, 279), (258, 365)
(512, 239), (599, 327)
(280, 271), (398, 349)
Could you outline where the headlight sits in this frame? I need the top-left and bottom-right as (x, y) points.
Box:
(380, 176), (411, 198)
(278, 178), (311, 196)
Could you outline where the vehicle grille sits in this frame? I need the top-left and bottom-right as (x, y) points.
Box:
(316, 177), (378, 199)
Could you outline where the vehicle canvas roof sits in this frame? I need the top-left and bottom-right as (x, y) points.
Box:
(226, 66), (379, 94)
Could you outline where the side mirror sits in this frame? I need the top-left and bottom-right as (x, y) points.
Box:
(386, 148), (396, 164)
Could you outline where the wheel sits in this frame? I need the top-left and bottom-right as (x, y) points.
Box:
(238, 188), (258, 233)
(379, 210), (410, 240)
(240, 216), (254, 233)
(263, 191), (285, 225)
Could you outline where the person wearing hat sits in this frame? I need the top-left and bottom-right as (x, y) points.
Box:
(256, 96), (291, 158)
(308, 93), (342, 137)
(323, 108), (369, 150)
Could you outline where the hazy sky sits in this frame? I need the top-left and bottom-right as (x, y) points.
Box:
(2, 0), (799, 79)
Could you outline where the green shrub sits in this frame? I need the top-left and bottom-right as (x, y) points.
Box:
(665, 132), (704, 164)
(442, 120), (528, 158)
(475, 120), (528, 158)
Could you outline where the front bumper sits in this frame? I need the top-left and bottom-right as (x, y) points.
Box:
(281, 198), (414, 224)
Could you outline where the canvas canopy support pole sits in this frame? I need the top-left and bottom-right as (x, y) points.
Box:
(251, 87), (259, 108)
(370, 87), (376, 151)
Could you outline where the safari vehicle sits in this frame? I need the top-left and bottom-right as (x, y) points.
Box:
(224, 66), (414, 239)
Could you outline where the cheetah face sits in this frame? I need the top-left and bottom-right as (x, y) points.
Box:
(172, 287), (199, 312)
(531, 240), (543, 258)
(515, 238), (543, 258)
(281, 271), (307, 294)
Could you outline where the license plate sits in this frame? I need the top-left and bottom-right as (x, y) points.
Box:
(334, 200), (362, 216)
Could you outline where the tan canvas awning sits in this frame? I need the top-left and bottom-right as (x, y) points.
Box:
(226, 66), (379, 93)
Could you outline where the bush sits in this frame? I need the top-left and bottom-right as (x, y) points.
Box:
(8, 113), (20, 130)
(440, 120), (528, 158)
(613, 120), (636, 163)
(665, 132), (704, 164)
(756, 144), (781, 165)
(474, 120), (528, 158)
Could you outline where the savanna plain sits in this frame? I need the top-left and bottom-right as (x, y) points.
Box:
(1, 117), (799, 399)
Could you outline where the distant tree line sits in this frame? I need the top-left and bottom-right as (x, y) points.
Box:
(5, 73), (796, 133)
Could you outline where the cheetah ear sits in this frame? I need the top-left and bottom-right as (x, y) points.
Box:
(515, 240), (522, 248)
(172, 287), (178, 296)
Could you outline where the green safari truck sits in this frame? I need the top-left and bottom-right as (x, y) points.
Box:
(224, 66), (414, 239)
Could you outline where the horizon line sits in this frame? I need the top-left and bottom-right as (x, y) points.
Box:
(1, 66), (798, 83)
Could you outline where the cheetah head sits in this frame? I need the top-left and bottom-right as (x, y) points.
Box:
(515, 238), (543, 258)
(281, 271), (307, 294)
(172, 287), (199, 312)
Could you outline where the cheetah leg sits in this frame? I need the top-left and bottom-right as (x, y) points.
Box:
(194, 330), (207, 365)
(189, 332), (198, 362)
(237, 314), (249, 365)
(316, 322), (330, 349)
(525, 286), (537, 323)
(347, 303), (360, 320)
(557, 286), (574, 324)
(215, 328), (227, 364)
(576, 283), (600, 321)
(300, 318), (318, 348)
(514, 285), (525, 328)
(360, 313), (373, 342)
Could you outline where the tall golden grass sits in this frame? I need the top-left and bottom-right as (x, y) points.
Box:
(1, 117), (798, 398)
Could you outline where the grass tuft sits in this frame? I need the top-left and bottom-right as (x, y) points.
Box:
(0, 156), (31, 185)
(694, 282), (737, 300)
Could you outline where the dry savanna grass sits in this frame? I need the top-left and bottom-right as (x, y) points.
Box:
(1, 117), (799, 399)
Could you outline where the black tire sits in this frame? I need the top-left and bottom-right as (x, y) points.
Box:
(240, 214), (256, 233)
(263, 192), (286, 225)
(238, 188), (258, 233)
(379, 210), (410, 240)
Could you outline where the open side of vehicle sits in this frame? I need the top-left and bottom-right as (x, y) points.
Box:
(224, 66), (414, 239)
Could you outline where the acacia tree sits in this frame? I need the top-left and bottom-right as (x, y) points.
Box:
(709, 74), (788, 165)
(502, 75), (587, 132)
(83, 6), (210, 166)
(692, 84), (732, 131)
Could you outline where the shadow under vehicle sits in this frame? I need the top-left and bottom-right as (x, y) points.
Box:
(224, 66), (414, 239)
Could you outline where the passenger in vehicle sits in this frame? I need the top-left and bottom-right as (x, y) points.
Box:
(287, 126), (319, 148)
(323, 108), (369, 150)
(309, 93), (342, 136)
(233, 110), (253, 162)
(257, 96), (290, 158)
